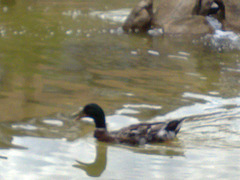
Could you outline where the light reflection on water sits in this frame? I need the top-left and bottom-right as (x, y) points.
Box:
(0, 127), (239, 179)
(0, 0), (240, 179)
(0, 95), (240, 179)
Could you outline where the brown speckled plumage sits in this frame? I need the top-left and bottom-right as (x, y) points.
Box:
(77, 103), (184, 145)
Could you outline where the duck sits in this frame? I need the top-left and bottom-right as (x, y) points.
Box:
(122, 0), (153, 32)
(76, 103), (184, 145)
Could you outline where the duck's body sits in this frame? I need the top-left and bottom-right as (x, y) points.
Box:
(77, 103), (184, 145)
(123, 0), (153, 32)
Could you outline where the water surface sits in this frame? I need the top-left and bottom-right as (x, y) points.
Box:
(0, 0), (240, 179)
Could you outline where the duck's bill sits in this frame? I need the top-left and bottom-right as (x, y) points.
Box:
(74, 110), (85, 121)
(71, 107), (84, 121)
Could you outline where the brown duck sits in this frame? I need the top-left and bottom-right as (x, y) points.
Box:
(122, 0), (153, 32)
(76, 103), (184, 145)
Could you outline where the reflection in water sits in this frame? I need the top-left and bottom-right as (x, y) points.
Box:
(73, 140), (184, 177)
(129, 142), (184, 157)
(1, 0), (16, 6)
(0, 99), (239, 178)
(74, 142), (107, 177)
(0, 155), (7, 160)
(0, 124), (13, 149)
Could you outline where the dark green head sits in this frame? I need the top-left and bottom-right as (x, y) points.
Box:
(77, 103), (106, 129)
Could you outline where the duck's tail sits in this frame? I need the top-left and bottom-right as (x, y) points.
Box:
(156, 118), (185, 141)
(165, 118), (185, 134)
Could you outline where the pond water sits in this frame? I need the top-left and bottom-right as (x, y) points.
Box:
(0, 0), (240, 179)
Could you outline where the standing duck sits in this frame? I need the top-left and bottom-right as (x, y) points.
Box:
(76, 103), (184, 145)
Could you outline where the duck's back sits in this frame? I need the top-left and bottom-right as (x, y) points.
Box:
(109, 118), (184, 145)
(109, 122), (167, 144)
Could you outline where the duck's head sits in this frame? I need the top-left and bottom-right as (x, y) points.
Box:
(76, 103), (107, 129)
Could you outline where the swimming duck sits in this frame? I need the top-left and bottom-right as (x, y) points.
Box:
(76, 103), (184, 145)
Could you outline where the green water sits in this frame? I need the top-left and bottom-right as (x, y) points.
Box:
(0, 0), (240, 179)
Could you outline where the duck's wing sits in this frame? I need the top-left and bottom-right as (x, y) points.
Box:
(109, 122), (165, 144)
(109, 118), (185, 144)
